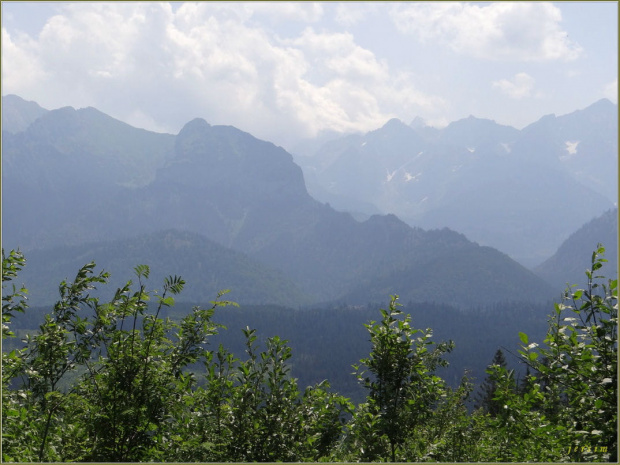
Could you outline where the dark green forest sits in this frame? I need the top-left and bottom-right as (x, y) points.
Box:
(1, 246), (617, 462)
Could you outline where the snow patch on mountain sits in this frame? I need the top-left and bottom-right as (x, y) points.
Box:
(566, 140), (579, 154)
(560, 140), (580, 161)
(404, 171), (422, 182)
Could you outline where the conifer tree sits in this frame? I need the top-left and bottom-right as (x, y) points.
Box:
(474, 348), (511, 416)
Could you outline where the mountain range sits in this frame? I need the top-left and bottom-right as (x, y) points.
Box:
(295, 99), (617, 267)
(2, 94), (615, 308)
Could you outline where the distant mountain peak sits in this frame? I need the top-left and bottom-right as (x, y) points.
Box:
(382, 117), (407, 129)
(2, 94), (49, 133)
(572, 97), (618, 120)
(368, 117), (417, 140)
(178, 117), (211, 135)
(449, 114), (503, 127)
(365, 212), (406, 226)
(409, 116), (427, 129)
(439, 114), (520, 148)
(2, 94), (47, 107)
(587, 97), (616, 110)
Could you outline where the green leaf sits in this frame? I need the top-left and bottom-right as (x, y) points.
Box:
(134, 264), (150, 279)
(518, 332), (529, 345)
(164, 275), (185, 295)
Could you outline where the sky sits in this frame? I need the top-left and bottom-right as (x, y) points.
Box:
(2, 1), (618, 150)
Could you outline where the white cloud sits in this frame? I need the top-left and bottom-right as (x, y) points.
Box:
(172, 2), (324, 26)
(492, 72), (535, 99)
(281, 28), (447, 134)
(604, 79), (618, 103)
(1, 2), (442, 147)
(1, 28), (47, 92)
(334, 3), (374, 26)
(424, 117), (450, 129)
(390, 2), (582, 61)
(290, 28), (388, 82)
(248, 2), (324, 23)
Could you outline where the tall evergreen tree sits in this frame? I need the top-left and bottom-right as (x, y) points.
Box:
(474, 349), (511, 416)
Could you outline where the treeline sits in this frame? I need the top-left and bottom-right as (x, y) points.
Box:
(5, 298), (554, 404)
(1, 246), (617, 462)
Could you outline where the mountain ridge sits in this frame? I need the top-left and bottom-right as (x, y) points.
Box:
(1, 94), (49, 133)
(534, 208), (618, 289)
(295, 98), (617, 267)
(1, 94), (568, 306)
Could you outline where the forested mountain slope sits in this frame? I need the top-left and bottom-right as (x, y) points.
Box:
(14, 229), (312, 308)
(3, 94), (555, 306)
(535, 208), (618, 289)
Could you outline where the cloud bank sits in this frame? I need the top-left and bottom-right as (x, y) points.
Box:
(1, 2), (440, 146)
(492, 73), (536, 99)
(390, 2), (582, 61)
(1, 1), (608, 148)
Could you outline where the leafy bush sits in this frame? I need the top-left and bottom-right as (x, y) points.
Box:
(2, 245), (616, 462)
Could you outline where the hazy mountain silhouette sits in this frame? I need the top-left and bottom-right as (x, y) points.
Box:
(2, 96), (176, 251)
(296, 99), (617, 267)
(2, 94), (558, 306)
(1, 94), (48, 133)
